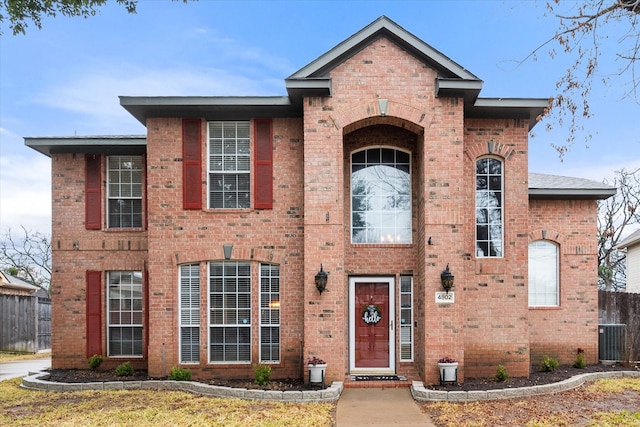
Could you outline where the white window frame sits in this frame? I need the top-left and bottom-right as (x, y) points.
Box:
(350, 147), (412, 244)
(106, 155), (143, 229)
(399, 276), (414, 362)
(107, 271), (143, 357)
(207, 121), (251, 209)
(475, 156), (504, 257)
(259, 263), (280, 363)
(179, 264), (200, 364)
(528, 241), (560, 307)
(208, 261), (251, 363)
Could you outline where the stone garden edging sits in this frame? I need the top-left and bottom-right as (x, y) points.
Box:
(20, 371), (343, 403)
(411, 370), (640, 402)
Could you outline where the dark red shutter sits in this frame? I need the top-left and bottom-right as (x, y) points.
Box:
(182, 119), (202, 209)
(85, 154), (101, 229)
(86, 270), (102, 357)
(254, 119), (273, 209)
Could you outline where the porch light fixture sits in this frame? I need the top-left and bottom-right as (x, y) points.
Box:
(440, 264), (454, 293)
(315, 264), (328, 294)
(378, 98), (388, 116)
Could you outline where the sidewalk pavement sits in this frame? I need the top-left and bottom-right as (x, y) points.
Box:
(336, 387), (437, 426)
(0, 357), (51, 381)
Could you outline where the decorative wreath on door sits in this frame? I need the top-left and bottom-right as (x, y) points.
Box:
(361, 304), (382, 325)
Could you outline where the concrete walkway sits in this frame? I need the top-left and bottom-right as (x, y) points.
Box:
(0, 357), (51, 382)
(336, 388), (436, 426)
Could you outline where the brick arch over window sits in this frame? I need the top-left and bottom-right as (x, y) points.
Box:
(336, 100), (425, 136)
(172, 246), (287, 267)
(528, 229), (564, 246)
(464, 140), (514, 161)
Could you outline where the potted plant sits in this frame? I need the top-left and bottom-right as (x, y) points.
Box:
(307, 356), (327, 385)
(437, 356), (458, 385)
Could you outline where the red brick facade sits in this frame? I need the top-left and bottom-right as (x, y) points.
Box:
(32, 17), (607, 385)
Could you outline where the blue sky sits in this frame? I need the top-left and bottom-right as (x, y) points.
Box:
(1, 0), (639, 235)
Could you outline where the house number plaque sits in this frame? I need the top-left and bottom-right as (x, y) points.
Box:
(435, 292), (455, 304)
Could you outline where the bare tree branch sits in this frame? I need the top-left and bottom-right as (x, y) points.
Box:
(0, 226), (51, 295)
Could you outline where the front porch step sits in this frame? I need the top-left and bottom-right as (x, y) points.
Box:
(343, 375), (414, 388)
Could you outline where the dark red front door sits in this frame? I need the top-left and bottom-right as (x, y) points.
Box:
(354, 282), (389, 368)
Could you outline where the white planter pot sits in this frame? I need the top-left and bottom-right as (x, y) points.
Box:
(438, 362), (458, 383)
(308, 363), (327, 383)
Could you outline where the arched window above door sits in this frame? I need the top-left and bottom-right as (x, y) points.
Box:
(351, 147), (411, 244)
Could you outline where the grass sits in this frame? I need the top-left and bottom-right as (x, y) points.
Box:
(0, 351), (51, 362)
(423, 377), (640, 427)
(0, 377), (335, 427)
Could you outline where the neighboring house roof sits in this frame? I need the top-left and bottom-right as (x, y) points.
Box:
(528, 173), (616, 200)
(616, 228), (640, 250)
(117, 15), (548, 131)
(0, 270), (40, 293)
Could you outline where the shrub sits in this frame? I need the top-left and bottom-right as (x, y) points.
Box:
(495, 363), (509, 382)
(307, 356), (326, 366)
(573, 348), (587, 369)
(115, 361), (134, 377)
(169, 366), (192, 381)
(254, 364), (272, 386)
(540, 356), (559, 372)
(88, 354), (103, 371)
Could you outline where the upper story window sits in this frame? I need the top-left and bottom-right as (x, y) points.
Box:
(208, 121), (251, 209)
(475, 157), (503, 257)
(528, 241), (559, 306)
(107, 156), (143, 228)
(351, 148), (411, 244)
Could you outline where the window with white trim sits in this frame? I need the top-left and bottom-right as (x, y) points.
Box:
(476, 157), (503, 257)
(260, 264), (280, 363)
(208, 121), (251, 209)
(179, 264), (200, 363)
(209, 261), (251, 362)
(351, 147), (411, 243)
(399, 276), (414, 361)
(528, 241), (559, 306)
(107, 271), (143, 356)
(107, 156), (143, 228)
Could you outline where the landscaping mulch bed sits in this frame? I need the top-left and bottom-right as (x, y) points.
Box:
(45, 363), (637, 392)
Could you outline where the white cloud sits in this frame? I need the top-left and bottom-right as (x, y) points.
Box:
(0, 154), (51, 235)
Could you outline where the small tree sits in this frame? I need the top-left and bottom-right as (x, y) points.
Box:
(598, 168), (640, 291)
(0, 226), (51, 295)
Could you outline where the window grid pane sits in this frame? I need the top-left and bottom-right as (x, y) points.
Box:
(260, 264), (280, 363)
(209, 261), (251, 363)
(179, 264), (200, 363)
(107, 156), (143, 228)
(399, 276), (414, 361)
(351, 148), (412, 244)
(475, 157), (503, 257)
(107, 271), (143, 357)
(208, 121), (251, 209)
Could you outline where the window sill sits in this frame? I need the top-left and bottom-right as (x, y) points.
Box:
(528, 306), (561, 310)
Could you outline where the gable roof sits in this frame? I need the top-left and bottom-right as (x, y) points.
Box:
(616, 229), (640, 249)
(117, 16), (548, 130)
(529, 173), (616, 200)
(0, 270), (40, 293)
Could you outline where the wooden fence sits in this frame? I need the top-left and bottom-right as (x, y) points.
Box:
(599, 290), (640, 363)
(0, 293), (51, 353)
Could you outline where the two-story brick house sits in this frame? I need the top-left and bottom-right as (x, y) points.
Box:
(26, 16), (615, 385)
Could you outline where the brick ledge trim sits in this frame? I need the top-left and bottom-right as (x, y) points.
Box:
(411, 371), (640, 402)
(20, 371), (343, 403)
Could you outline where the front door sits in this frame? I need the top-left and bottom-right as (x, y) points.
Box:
(349, 277), (395, 374)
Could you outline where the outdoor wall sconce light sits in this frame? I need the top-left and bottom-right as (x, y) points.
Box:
(440, 264), (454, 293)
(315, 264), (328, 294)
(378, 98), (388, 116)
